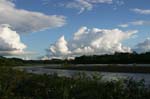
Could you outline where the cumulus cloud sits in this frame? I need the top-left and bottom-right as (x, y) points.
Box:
(65, 0), (112, 14)
(0, 0), (66, 33)
(131, 8), (150, 15)
(134, 38), (150, 53)
(119, 20), (150, 28)
(0, 24), (26, 56)
(50, 36), (71, 57)
(47, 27), (138, 58)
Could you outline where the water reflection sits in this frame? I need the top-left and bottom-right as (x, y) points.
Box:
(18, 66), (150, 85)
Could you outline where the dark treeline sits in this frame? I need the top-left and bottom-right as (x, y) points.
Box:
(0, 56), (24, 66)
(71, 52), (150, 64)
(1, 52), (150, 66)
(30, 52), (150, 64)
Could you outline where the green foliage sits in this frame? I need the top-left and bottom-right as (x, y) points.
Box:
(0, 57), (24, 67)
(0, 68), (149, 99)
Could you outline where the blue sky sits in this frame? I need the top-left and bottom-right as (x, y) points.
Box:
(0, 0), (150, 59)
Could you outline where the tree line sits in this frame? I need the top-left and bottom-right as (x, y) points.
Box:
(1, 52), (150, 66)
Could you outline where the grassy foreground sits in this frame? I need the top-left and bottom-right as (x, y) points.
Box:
(0, 68), (149, 99)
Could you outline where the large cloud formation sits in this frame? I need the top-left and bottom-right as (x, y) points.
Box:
(0, 0), (66, 33)
(0, 25), (26, 56)
(47, 27), (138, 58)
(0, 0), (66, 56)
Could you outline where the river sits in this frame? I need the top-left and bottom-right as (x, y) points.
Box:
(15, 65), (150, 85)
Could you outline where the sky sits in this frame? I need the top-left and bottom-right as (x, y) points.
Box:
(0, 0), (150, 60)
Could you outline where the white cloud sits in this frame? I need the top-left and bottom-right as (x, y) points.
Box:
(118, 24), (129, 28)
(134, 38), (150, 53)
(0, 0), (66, 33)
(131, 8), (150, 15)
(43, 0), (124, 14)
(130, 20), (146, 26)
(0, 24), (26, 56)
(119, 20), (150, 28)
(47, 27), (138, 58)
(49, 36), (71, 57)
(73, 26), (88, 40)
(65, 0), (112, 14)
(87, 0), (112, 3)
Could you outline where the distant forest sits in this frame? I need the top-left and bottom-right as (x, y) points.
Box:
(1, 52), (150, 66)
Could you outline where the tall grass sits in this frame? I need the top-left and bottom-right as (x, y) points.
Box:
(0, 68), (149, 99)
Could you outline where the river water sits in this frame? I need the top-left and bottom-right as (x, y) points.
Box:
(16, 65), (150, 85)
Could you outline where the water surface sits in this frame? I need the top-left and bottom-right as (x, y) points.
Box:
(17, 65), (150, 85)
